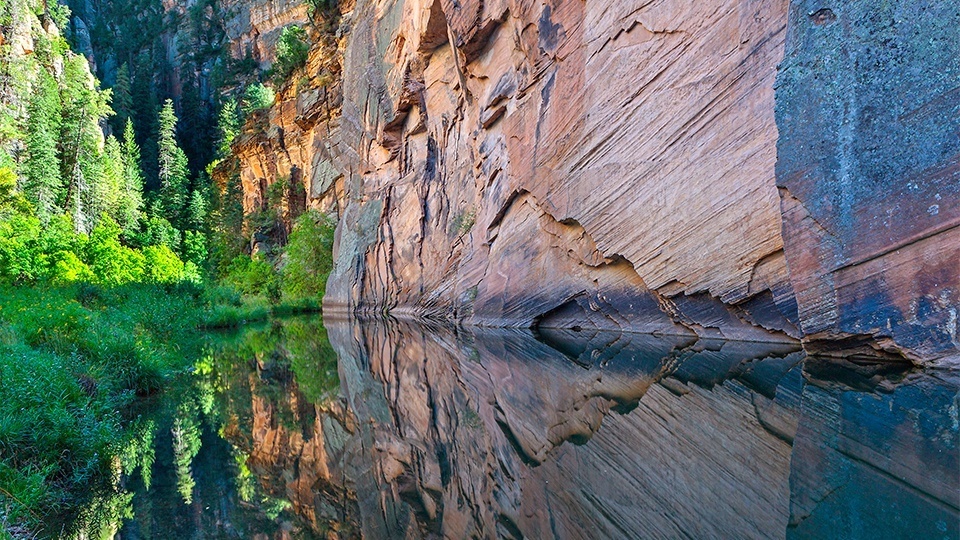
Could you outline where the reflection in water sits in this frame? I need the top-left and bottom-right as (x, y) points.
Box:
(108, 317), (956, 539)
(113, 318), (343, 539)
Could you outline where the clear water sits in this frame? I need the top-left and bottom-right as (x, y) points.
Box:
(110, 317), (958, 539)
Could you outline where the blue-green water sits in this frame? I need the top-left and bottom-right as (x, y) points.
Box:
(75, 318), (959, 539)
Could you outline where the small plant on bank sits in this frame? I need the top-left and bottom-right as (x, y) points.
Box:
(451, 206), (476, 236)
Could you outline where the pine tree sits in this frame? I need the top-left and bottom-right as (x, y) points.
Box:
(187, 187), (208, 230)
(216, 98), (239, 157)
(158, 99), (190, 229)
(118, 119), (145, 233)
(111, 63), (133, 134)
(96, 134), (125, 223)
(21, 68), (63, 222)
(60, 54), (111, 232)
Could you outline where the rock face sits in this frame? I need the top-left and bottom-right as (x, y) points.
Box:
(230, 0), (960, 365)
(775, 2), (960, 365)
(221, 0), (309, 68)
(319, 0), (799, 344)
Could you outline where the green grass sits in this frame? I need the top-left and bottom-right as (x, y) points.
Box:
(0, 281), (299, 537)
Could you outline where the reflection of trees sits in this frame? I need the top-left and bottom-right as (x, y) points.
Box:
(65, 417), (157, 538)
(121, 419), (156, 491)
(170, 401), (202, 505)
(287, 319), (339, 404)
(194, 316), (347, 537)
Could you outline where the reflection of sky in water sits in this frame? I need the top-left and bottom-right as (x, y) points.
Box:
(111, 317), (958, 540)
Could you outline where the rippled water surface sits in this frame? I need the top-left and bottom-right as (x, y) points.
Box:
(112, 317), (958, 539)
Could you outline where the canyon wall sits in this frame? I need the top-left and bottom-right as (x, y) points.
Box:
(775, 2), (960, 364)
(233, 0), (960, 366)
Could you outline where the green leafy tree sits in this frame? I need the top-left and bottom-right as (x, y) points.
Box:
(21, 68), (63, 221)
(0, 166), (30, 215)
(0, 213), (42, 283)
(86, 215), (146, 285)
(51, 251), (94, 284)
(281, 210), (336, 300)
(143, 244), (185, 283)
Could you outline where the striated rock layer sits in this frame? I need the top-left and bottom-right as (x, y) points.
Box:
(231, 0), (960, 365)
(241, 317), (956, 539)
(318, 0), (799, 345)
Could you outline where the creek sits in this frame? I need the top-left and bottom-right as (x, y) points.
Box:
(87, 317), (959, 539)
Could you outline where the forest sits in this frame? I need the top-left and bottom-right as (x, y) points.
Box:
(0, 0), (333, 535)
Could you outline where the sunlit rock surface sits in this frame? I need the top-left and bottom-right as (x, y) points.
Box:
(223, 0), (960, 364)
(321, 0), (800, 344)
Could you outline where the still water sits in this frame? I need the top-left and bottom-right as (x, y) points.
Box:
(104, 317), (957, 539)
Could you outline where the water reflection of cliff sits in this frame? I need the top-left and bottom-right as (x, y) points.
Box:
(314, 318), (957, 540)
(136, 317), (958, 539)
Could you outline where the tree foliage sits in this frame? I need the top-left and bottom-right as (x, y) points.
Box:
(158, 100), (191, 229)
(272, 25), (309, 83)
(241, 83), (274, 114)
(281, 210), (335, 300)
(21, 68), (63, 221)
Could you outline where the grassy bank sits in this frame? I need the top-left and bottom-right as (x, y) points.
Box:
(0, 282), (316, 537)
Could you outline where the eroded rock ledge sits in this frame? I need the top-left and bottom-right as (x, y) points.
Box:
(235, 0), (960, 366)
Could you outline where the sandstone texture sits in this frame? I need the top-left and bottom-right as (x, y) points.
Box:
(318, 0), (799, 344)
(228, 0), (960, 365)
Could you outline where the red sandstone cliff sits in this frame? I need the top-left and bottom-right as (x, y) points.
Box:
(232, 0), (960, 367)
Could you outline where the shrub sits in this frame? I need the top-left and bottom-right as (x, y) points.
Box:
(241, 83), (275, 114)
(222, 255), (280, 300)
(281, 210), (335, 301)
(86, 216), (146, 286)
(142, 244), (186, 284)
(272, 26), (309, 83)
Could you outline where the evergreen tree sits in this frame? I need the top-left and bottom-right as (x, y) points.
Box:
(111, 63), (133, 134)
(187, 187), (208, 230)
(157, 100), (190, 229)
(273, 25), (309, 83)
(119, 119), (145, 233)
(95, 134), (125, 223)
(216, 98), (239, 157)
(131, 50), (159, 186)
(241, 83), (274, 114)
(60, 54), (111, 232)
(21, 68), (63, 222)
